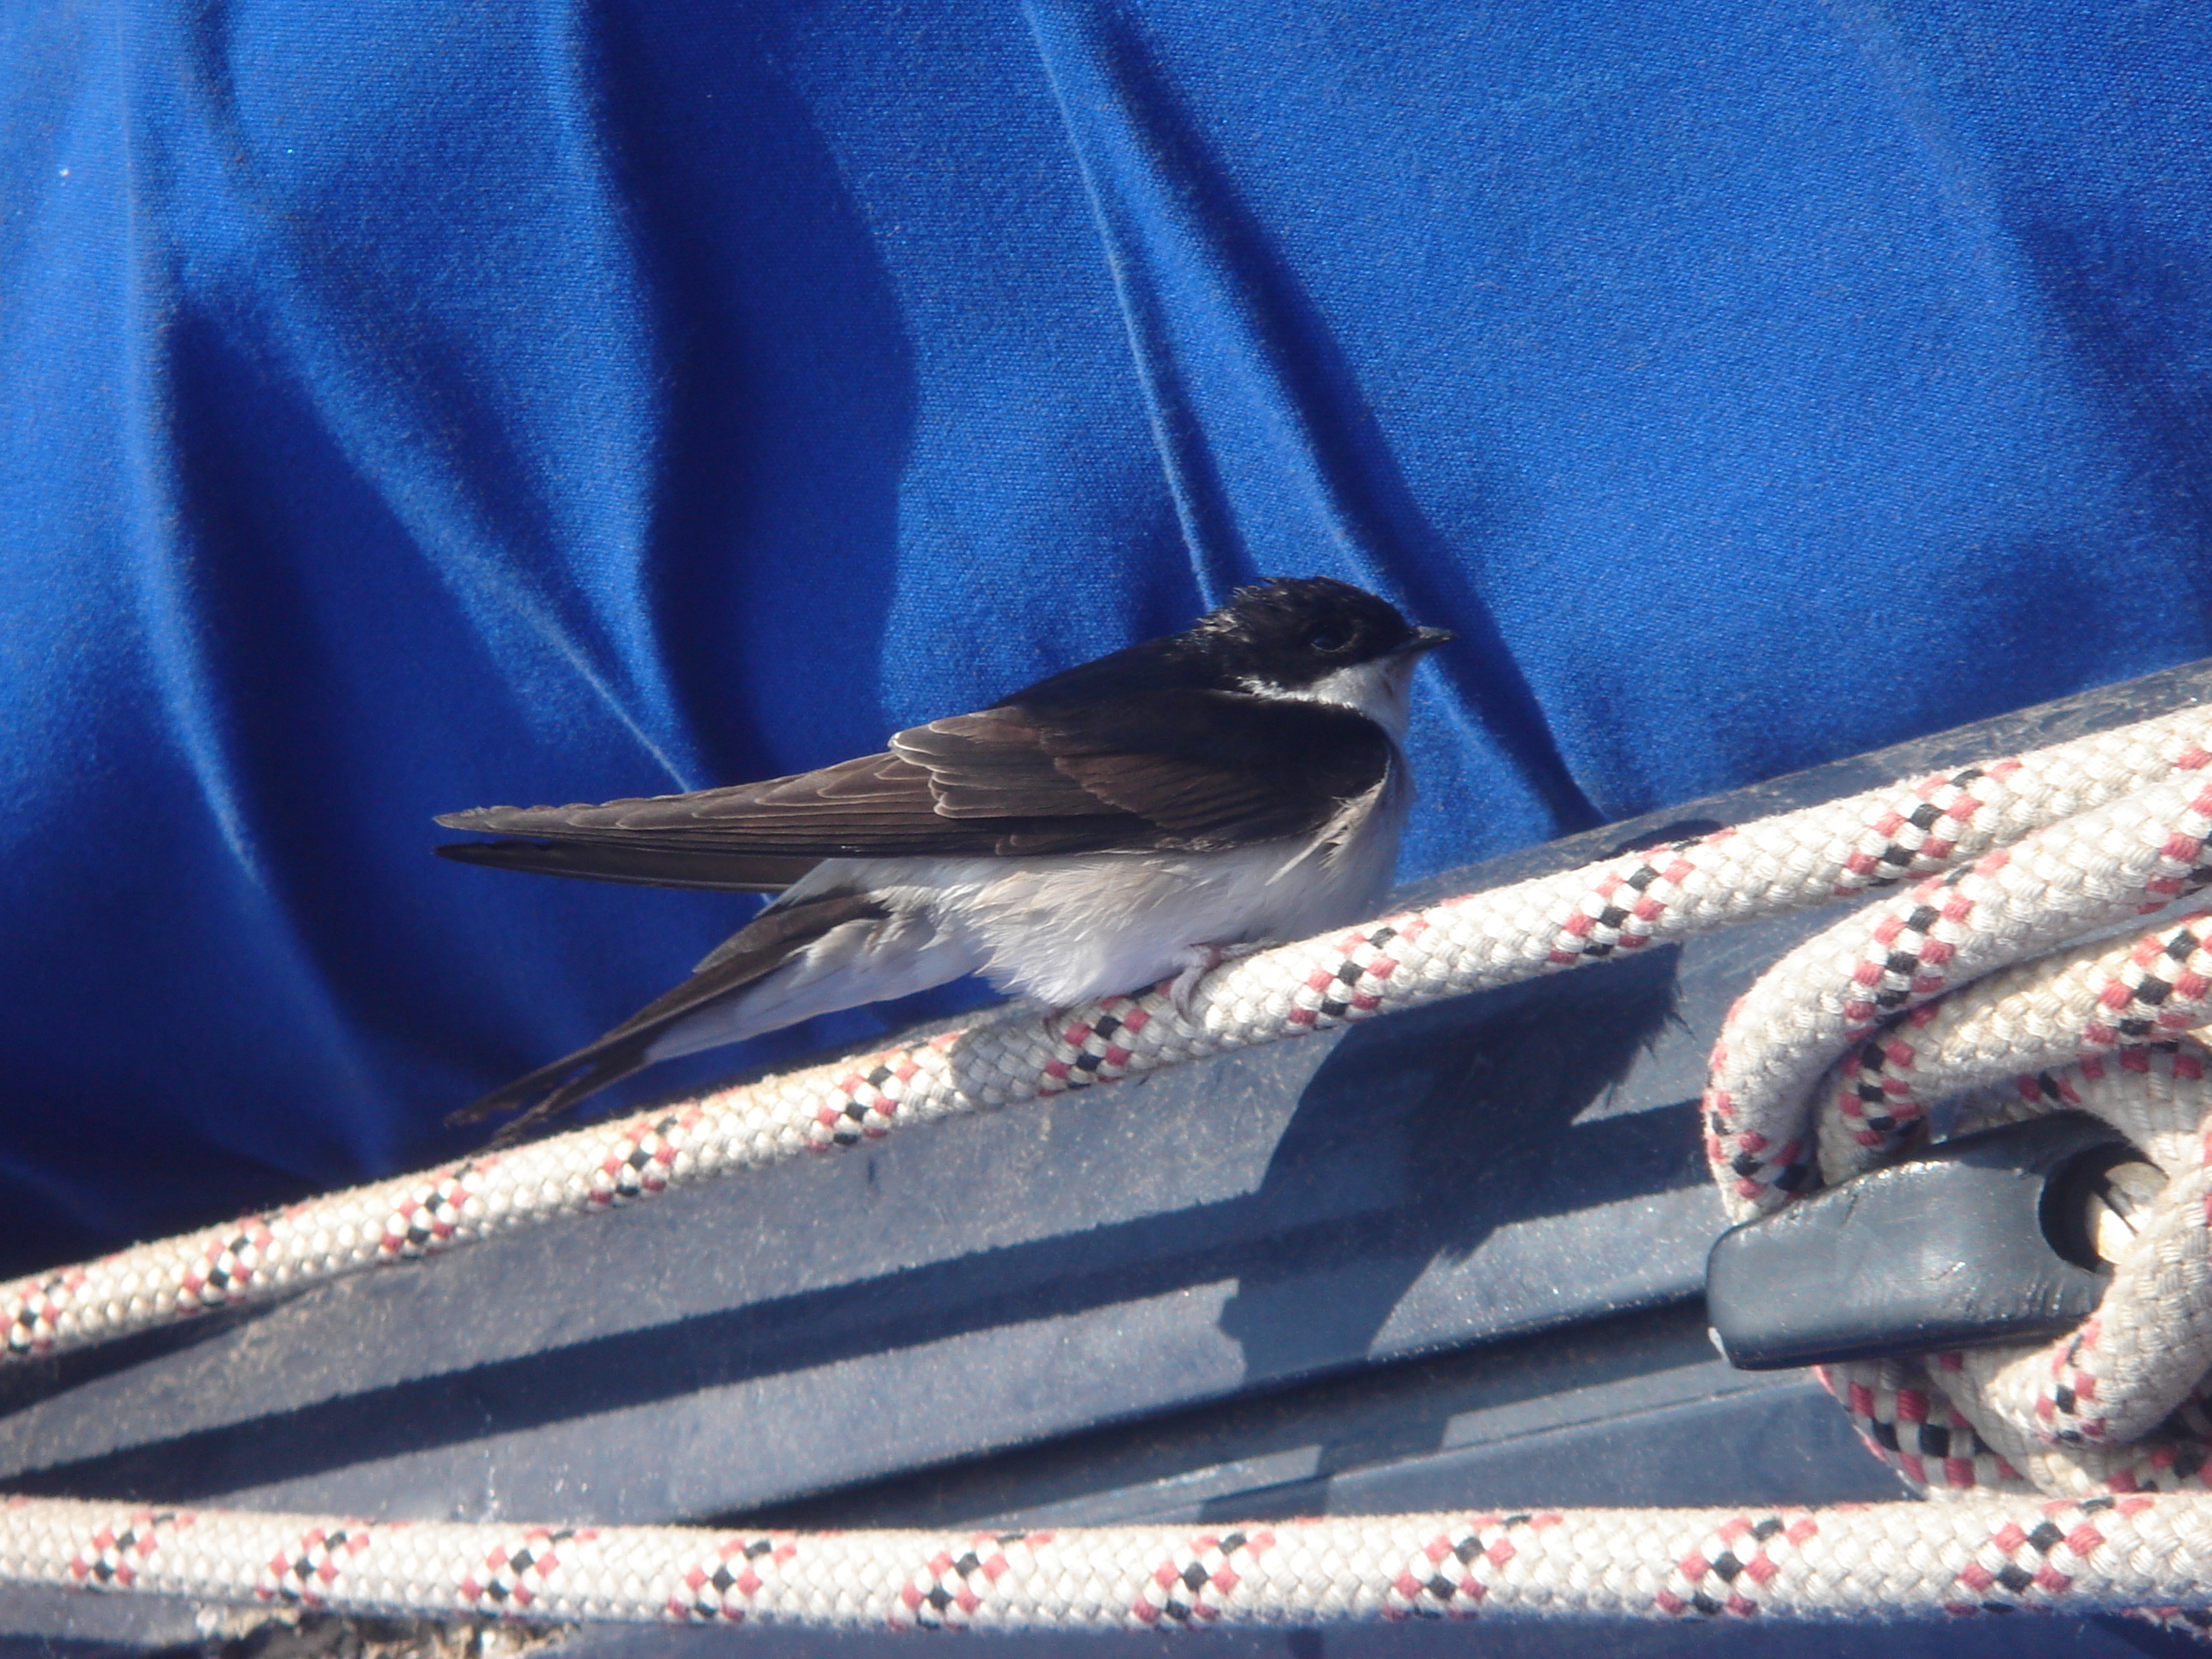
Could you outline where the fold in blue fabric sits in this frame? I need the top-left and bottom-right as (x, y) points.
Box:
(3, 0), (2209, 1268)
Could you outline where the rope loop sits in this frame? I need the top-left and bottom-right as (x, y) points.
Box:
(13, 703), (2212, 1626)
(1710, 853), (2212, 1517)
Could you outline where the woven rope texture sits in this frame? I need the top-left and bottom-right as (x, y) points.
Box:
(9, 1493), (2212, 1627)
(9, 708), (2211, 1363)
(12, 703), (2212, 1626)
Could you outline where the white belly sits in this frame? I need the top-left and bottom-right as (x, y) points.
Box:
(819, 766), (1408, 1007)
(648, 763), (1411, 1063)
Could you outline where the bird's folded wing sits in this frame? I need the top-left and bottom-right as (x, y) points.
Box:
(435, 691), (1393, 882)
(436, 748), (1132, 868)
(907, 690), (1394, 845)
(430, 841), (818, 892)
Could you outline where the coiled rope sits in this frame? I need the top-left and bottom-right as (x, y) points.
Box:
(12, 704), (2212, 1629)
(11, 710), (2206, 1363)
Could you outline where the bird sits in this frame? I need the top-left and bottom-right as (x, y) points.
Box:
(436, 576), (1453, 1137)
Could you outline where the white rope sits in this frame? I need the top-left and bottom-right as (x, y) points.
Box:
(9, 1493), (2212, 1627)
(1707, 761), (2212, 1220)
(14, 702), (2212, 1629)
(1685, 762), (2212, 1511)
(1795, 939), (2212, 1505)
(9, 708), (2211, 1362)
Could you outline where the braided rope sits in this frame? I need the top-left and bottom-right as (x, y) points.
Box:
(1807, 1027), (2212, 1502)
(1738, 920), (2212, 1472)
(1706, 759), (2212, 1219)
(9, 1493), (2212, 1627)
(10, 708), (2212, 1364)
(1703, 806), (2212, 1521)
(1813, 917), (2212, 1188)
(15, 703), (2212, 1627)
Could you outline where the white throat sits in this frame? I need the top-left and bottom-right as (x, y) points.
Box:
(1245, 654), (1420, 743)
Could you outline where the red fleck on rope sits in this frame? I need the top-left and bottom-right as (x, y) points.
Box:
(10, 706), (2212, 1627)
(8, 1493), (2212, 1627)
(9, 709), (2209, 1365)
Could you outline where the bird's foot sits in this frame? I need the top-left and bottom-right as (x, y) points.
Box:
(1167, 941), (1264, 1020)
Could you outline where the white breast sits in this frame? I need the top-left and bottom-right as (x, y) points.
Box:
(819, 760), (1410, 1008)
(1245, 651), (1418, 742)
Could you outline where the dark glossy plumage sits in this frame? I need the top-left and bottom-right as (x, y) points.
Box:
(438, 577), (1448, 1136)
(437, 579), (1408, 891)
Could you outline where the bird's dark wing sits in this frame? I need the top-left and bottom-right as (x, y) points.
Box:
(434, 840), (819, 892)
(435, 748), (1136, 877)
(435, 691), (1392, 882)
(901, 690), (1394, 847)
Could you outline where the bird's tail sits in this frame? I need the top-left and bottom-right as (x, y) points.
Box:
(449, 888), (893, 1142)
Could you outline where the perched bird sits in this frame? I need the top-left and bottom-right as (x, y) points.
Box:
(437, 577), (1452, 1135)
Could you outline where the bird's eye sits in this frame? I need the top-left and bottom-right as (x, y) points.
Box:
(1307, 626), (1353, 654)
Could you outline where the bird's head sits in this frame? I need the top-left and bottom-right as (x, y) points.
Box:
(1197, 576), (1453, 737)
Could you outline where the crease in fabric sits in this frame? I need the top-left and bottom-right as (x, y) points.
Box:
(1022, 0), (1598, 834)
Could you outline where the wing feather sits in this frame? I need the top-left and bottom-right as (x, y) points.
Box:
(436, 691), (1393, 882)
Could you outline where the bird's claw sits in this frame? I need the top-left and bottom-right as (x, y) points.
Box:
(1168, 942), (1260, 1020)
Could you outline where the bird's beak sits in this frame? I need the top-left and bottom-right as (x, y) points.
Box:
(1399, 626), (1455, 656)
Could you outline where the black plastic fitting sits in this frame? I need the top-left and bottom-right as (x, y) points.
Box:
(1706, 1114), (2145, 1371)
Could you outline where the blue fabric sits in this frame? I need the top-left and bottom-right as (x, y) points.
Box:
(4, 0), (2210, 1269)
